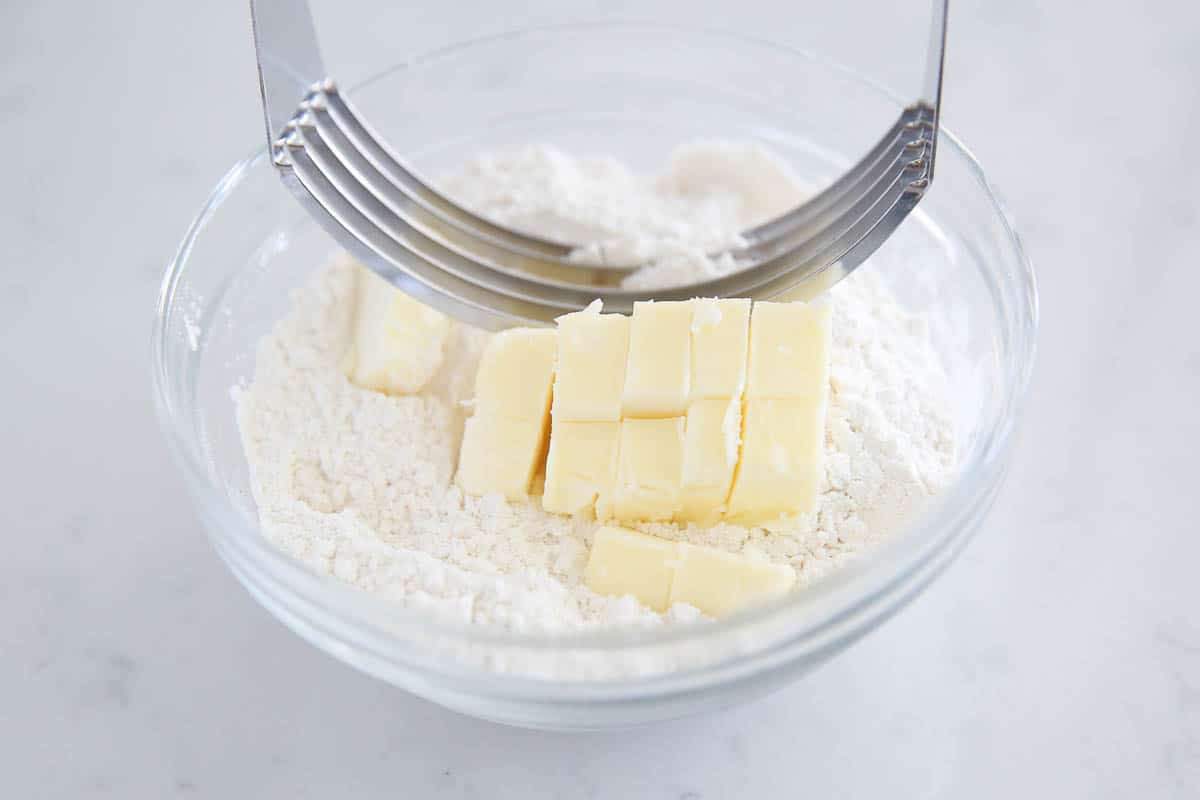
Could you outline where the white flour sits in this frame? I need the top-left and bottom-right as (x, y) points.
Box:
(235, 142), (957, 634)
(439, 141), (807, 288)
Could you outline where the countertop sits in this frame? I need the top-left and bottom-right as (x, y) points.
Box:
(2, 1), (1196, 796)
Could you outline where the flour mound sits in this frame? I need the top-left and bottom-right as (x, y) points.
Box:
(235, 142), (957, 634)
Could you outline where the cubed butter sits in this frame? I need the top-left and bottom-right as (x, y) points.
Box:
(678, 398), (741, 522)
(551, 306), (630, 421)
(344, 266), (452, 395)
(472, 329), (558, 416)
(745, 301), (832, 400)
(457, 413), (550, 500)
(690, 298), (751, 400)
(466, 297), (833, 525)
(615, 417), (685, 521)
(583, 526), (679, 612)
(541, 422), (621, 518)
(669, 543), (795, 616)
(726, 397), (826, 521)
(583, 524), (797, 616)
(622, 301), (693, 417)
(456, 329), (556, 500)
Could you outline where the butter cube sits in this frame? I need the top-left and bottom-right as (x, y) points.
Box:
(614, 417), (685, 521)
(551, 307), (630, 421)
(726, 398), (826, 521)
(584, 524), (796, 617)
(472, 329), (558, 415)
(622, 301), (693, 417)
(690, 298), (751, 400)
(542, 422), (621, 517)
(679, 398), (742, 522)
(669, 544), (795, 616)
(344, 267), (452, 395)
(457, 414), (550, 500)
(745, 301), (832, 400)
(584, 526), (680, 612)
(456, 329), (556, 500)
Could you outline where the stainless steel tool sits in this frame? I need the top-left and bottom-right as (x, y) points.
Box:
(250, 1), (947, 329)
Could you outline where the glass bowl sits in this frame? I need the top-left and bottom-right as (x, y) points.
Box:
(153, 23), (1036, 730)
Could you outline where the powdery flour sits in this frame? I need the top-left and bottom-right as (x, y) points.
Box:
(235, 142), (957, 634)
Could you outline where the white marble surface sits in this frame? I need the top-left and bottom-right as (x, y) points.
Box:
(3, 0), (1197, 796)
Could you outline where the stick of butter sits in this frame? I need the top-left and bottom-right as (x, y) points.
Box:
(465, 297), (830, 525)
(456, 329), (556, 500)
(583, 525), (796, 616)
(343, 266), (452, 395)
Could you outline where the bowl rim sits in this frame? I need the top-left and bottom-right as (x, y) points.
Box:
(153, 20), (1038, 693)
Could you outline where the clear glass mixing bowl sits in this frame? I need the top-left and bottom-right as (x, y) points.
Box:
(153, 24), (1036, 730)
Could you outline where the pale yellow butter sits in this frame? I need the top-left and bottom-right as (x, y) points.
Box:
(583, 526), (679, 612)
(690, 298), (751, 400)
(726, 397), (826, 521)
(583, 524), (797, 616)
(472, 329), (558, 415)
(678, 397), (741, 522)
(484, 298), (830, 524)
(614, 417), (685, 521)
(541, 421), (621, 518)
(551, 306), (630, 422)
(455, 329), (556, 500)
(344, 267), (452, 395)
(669, 543), (795, 616)
(745, 301), (832, 400)
(622, 301), (693, 418)
(457, 415), (550, 500)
